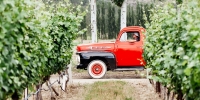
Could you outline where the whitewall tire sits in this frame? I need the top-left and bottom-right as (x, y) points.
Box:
(87, 60), (107, 79)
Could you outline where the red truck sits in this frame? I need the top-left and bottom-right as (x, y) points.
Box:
(76, 26), (146, 78)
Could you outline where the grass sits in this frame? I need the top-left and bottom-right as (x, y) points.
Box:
(84, 81), (135, 100)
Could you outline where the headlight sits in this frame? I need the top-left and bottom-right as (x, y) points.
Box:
(76, 54), (80, 64)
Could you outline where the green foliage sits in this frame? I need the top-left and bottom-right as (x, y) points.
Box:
(144, 0), (200, 99)
(108, 3), (116, 39)
(96, 1), (121, 39)
(71, 0), (152, 40)
(111, 0), (124, 7)
(0, 0), (86, 99)
(176, 0), (183, 4)
(127, 2), (153, 28)
(95, 1), (153, 39)
(84, 81), (134, 100)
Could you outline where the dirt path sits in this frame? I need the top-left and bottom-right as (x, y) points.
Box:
(65, 79), (161, 100)
(37, 70), (162, 100)
(28, 40), (161, 100)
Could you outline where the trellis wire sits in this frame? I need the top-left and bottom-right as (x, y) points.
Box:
(24, 79), (59, 100)
(24, 69), (68, 100)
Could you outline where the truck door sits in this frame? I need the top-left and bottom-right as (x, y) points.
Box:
(115, 31), (143, 67)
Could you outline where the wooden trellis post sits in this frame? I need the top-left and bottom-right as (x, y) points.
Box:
(90, 0), (97, 43)
(120, 0), (127, 41)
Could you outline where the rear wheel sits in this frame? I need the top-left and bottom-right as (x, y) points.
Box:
(87, 60), (107, 79)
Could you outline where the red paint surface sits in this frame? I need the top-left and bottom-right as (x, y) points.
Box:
(77, 26), (146, 67)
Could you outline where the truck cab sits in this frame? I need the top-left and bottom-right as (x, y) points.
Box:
(76, 26), (146, 78)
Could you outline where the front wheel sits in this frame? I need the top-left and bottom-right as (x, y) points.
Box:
(87, 60), (107, 79)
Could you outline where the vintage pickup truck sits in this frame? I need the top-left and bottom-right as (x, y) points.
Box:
(76, 26), (146, 78)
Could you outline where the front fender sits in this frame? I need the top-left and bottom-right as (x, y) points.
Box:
(76, 51), (116, 70)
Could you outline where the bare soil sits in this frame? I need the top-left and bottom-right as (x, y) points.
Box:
(72, 69), (147, 79)
(69, 70), (161, 100)
(29, 70), (162, 100)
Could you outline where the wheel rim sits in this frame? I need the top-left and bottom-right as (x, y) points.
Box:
(91, 63), (103, 75)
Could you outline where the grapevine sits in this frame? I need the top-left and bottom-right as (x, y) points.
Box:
(0, 0), (86, 99)
(144, 0), (200, 99)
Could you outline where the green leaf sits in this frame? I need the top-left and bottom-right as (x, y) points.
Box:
(2, 85), (9, 92)
(0, 31), (6, 39)
(2, 48), (8, 56)
(176, 69), (183, 75)
(185, 68), (192, 76)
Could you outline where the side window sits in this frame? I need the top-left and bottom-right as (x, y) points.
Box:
(120, 31), (140, 42)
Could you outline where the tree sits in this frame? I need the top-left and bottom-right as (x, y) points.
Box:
(101, 1), (106, 39)
(116, 8), (121, 37)
(108, 3), (112, 39)
(111, 4), (116, 39)
(144, 3), (153, 24)
(97, 2), (101, 38)
(111, 0), (124, 7)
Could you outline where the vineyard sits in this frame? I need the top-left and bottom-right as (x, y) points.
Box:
(0, 0), (86, 99)
(1, 0), (200, 100)
(144, 0), (200, 100)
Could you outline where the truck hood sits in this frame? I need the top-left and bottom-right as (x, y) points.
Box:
(76, 42), (115, 52)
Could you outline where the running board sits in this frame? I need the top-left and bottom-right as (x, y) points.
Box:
(114, 67), (144, 71)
